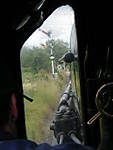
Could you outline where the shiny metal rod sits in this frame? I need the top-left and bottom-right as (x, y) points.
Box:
(70, 133), (81, 144)
(59, 134), (64, 144)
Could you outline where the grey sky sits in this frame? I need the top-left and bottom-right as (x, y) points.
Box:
(24, 5), (75, 48)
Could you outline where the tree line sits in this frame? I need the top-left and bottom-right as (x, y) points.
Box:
(21, 40), (68, 74)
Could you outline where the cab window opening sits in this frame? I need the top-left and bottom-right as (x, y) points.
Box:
(20, 5), (80, 144)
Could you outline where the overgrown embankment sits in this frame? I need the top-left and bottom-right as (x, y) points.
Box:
(23, 71), (65, 143)
(21, 40), (68, 143)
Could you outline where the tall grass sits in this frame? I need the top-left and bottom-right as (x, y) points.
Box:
(23, 71), (65, 143)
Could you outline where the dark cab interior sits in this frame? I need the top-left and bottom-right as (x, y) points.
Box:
(0, 0), (113, 149)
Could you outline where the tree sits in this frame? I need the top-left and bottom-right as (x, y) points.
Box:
(20, 40), (69, 74)
(46, 39), (68, 61)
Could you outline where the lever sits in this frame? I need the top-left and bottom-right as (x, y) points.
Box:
(87, 111), (101, 125)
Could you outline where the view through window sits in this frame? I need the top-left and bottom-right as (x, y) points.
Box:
(20, 5), (80, 144)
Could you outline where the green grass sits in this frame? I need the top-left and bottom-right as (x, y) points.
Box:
(23, 71), (65, 143)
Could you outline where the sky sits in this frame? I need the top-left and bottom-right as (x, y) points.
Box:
(23, 5), (75, 48)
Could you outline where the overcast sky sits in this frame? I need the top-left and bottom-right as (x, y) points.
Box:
(23, 5), (75, 48)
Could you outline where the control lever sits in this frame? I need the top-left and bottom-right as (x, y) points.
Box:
(69, 132), (81, 144)
(87, 82), (113, 125)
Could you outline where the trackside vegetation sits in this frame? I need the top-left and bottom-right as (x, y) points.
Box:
(20, 40), (68, 143)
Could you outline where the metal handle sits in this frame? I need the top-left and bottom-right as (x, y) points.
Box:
(59, 134), (64, 144)
(87, 111), (101, 125)
(70, 133), (81, 144)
